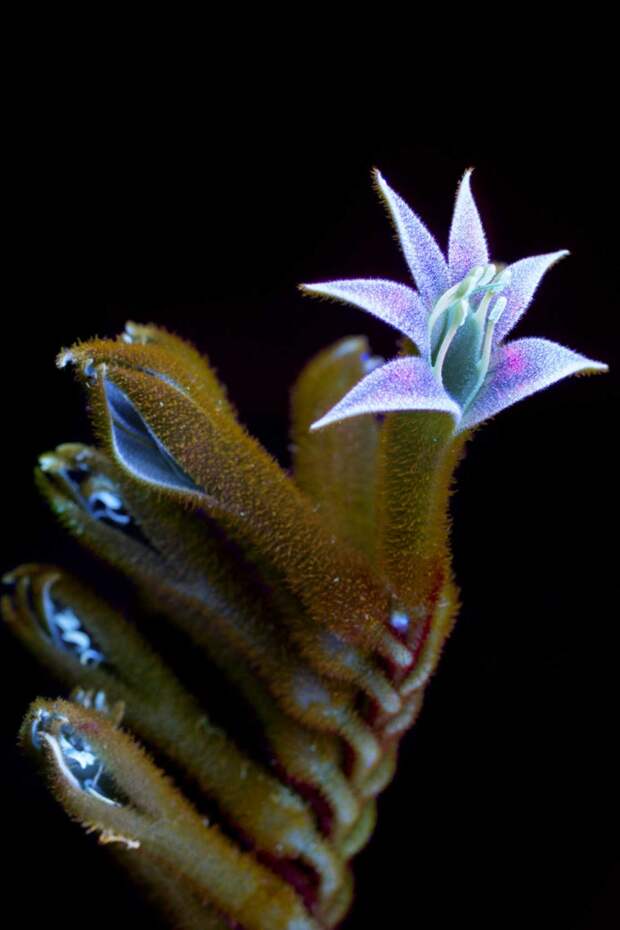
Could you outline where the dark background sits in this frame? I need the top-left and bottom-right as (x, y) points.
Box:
(2, 131), (617, 928)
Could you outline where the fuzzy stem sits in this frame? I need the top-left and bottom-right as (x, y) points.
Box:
(376, 411), (468, 645)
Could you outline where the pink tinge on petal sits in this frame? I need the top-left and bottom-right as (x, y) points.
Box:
(494, 251), (569, 343)
(300, 279), (430, 355)
(310, 356), (461, 431)
(459, 337), (608, 432)
(502, 344), (527, 375)
(374, 170), (450, 309)
(448, 169), (489, 285)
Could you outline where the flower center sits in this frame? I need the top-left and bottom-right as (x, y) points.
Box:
(427, 263), (510, 409)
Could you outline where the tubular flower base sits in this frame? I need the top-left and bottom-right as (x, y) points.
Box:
(2, 171), (607, 930)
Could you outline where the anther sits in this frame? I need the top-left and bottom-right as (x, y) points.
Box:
(32, 712), (121, 807)
(88, 489), (131, 525)
(41, 581), (105, 668)
(477, 263), (496, 287)
(478, 295), (507, 373)
(472, 290), (494, 328)
(427, 265), (485, 337)
(462, 295), (508, 410)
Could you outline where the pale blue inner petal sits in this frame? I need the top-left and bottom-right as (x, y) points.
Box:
(104, 379), (201, 493)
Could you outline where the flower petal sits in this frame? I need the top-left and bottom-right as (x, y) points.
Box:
(104, 378), (203, 494)
(495, 251), (569, 343)
(310, 357), (461, 431)
(459, 337), (608, 432)
(300, 279), (430, 354)
(374, 170), (449, 308)
(448, 168), (489, 283)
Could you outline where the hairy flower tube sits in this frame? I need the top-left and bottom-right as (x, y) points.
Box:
(2, 171), (607, 930)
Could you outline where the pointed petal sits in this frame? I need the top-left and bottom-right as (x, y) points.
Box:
(448, 168), (489, 283)
(374, 170), (450, 308)
(300, 279), (430, 354)
(495, 251), (569, 343)
(459, 337), (608, 431)
(311, 357), (461, 431)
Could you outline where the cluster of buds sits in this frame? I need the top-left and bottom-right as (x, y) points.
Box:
(2, 170), (606, 929)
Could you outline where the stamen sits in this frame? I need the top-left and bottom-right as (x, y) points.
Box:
(41, 581), (105, 668)
(472, 290), (494, 328)
(427, 265), (485, 338)
(31, 709), (68, 749)
(462, 295), (507, 410)
(481, 296), (507, 364)
(428, 263), (513, 408)
(32, 711), (121, 807)
(73, 689), (110, 713)
(432, 299), (467, 377)
(88, 489), (131, 526)
(477, 263), (496, 287)
(456, 265), (486, 298)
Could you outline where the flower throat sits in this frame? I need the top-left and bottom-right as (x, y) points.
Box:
(428, 263), (511, 409)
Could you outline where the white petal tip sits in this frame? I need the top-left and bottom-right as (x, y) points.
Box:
(583, 360), (609, 374)
(545, 249), (570, 266)
(372, 168), (388, 192)
(298, 283), (338, 303)
(57, 350), (74, 368)
(309, 417), (328, 432)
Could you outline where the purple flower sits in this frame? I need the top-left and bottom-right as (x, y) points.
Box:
(301, 170), (607, 433)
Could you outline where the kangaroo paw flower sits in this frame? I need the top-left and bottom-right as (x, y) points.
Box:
(3, 168), (608, 929)
(301, 169), (607, 434)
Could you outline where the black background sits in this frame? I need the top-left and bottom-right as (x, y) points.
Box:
(2, 127), (617, 929)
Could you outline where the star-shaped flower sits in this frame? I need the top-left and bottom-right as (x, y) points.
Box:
(301, 170), (607, 433)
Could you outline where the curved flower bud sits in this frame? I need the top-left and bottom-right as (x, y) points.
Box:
(58, 333), (410, 674)
(22, 699), (320, 930)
